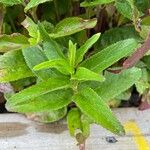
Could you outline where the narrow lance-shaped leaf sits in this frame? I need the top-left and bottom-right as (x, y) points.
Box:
(21, 17), (40, 45)
(6, 77), (70, 106)
(80, 0), (115, 7)
(0, 50), (34, 83)
(96, 26), (142, 50)
(73, 87), (125, 135)
(95, 67), (142, 102)
(72, 67), (105, 82)
(0, 33), (29, 52)
(6, 88), (73, 113)
(22, 46), (58, 81)
(80, 39), (138, 73)
(49, 17), (97, 38)
(76, 33), (101, 65)
(0, 0), (22, 6)
(25, 0), (53, 12)
(38, 23), (65, 59)
(68, 40), (76, 69)
(33, 59), (72, 75)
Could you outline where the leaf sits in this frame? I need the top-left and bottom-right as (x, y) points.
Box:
(115, 0), (141, 23)
(80, 39), (138, 73)
(0, 50), (34, 83)
(21, 17), (40, 45)
(80, 115), (90, 138)
(28, 107), (67, 123)
(68, 40), (76, 69)
(6, 77), (70, 108)
(135, 68), (149, 94)
(25, 0), (53, 12)
(22, 46), (58, 81)
(76, 33), (101, 65)
(72, 67), (105, 82)
(33, 59), (72, 75)
(49, 17), (97, 38)
(67, 108), (82, 136)
(73, 87), (125, 135)
(38, 22), (65, 59)
(0, 0), (22, 6)
(95, 67), (142, 102)
(143, 55), (150, 70)
(0, 33), (29, 52)
(115, 0), (133, 19)
(80, 0), (115, 7)
(135, 0), (150, 13)
(96, 26), (142, 50)
(6, 88), (73, 113)
(43, 41), (65, 60)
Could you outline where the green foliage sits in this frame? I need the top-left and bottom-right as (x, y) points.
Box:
(73, 87), (125, 135)
(29, 107), (67, 123)
(0, 0), (149, 146)
(81, 39), (138, 73)
(71, 67), (105, 82)
(0, 0), (22, 6)
(0, 33), (29, 52)
(80, 0), (115, 7)
(0, 50), (34, 82)
(25, 0), (53, 12)
(49, 17), (97, 38)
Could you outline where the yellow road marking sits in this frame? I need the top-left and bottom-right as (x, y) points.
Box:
(124, 121), (150, 150)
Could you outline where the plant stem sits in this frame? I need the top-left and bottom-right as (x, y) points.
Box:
(22, 1), (38, 23)
(0, 5), (5, 34)
(7, 13), (17, 32)
(54, 0), (60, 21)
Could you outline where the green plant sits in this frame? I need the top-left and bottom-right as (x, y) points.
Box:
(0, 0), (150, 148)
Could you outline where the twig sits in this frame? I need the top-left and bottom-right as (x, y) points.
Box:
(123, 33), (150, 69)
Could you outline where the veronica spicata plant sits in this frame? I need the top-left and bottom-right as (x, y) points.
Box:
(0, 0), (149, 147)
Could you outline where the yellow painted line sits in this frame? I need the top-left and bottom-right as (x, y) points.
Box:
(124, 121), (150, 150)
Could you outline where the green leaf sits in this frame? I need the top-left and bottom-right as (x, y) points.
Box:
(81, 115), (90, 138)
(43, 41), (65, 60)
(33, 59), (72, 75)
(115, 0), (140, 22)
(6, 77), (70, 107)
(73, 87), (125, 135)
(49, 17), (97, 38)
(0, 0), (22, 6)
(0, 33), (29, 52)
(80, 39), (138, 73)
(96, 26), (142, 50)
(68, 40), (76, 69)
(80, 0), (115, 7)
(76, 33), (101, 65)
(21, 17), (40, 45)
(135, 68), (149, 94)
(143, 55), (150, 70)
(95, 67), (142, 102)
(6, 88), (73, 113)
(67, 108), (82, 136)
(0, 50), (34, 83)
(135, 0), (150, 13)
(72, 67), (105, 82)
(22, 46), (58, 81)
(38, 23), (65, 59)
(25, 0), (53, 12)
(29, 107), (67, 123)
